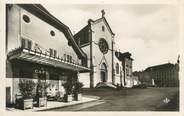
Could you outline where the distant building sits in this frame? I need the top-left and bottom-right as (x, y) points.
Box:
(145, 62), (179, 87)
(133, 61), (179, 87)
(133, 70), (152, 86)
(115, 52), (134, 88)
(132, 75), (141, 86)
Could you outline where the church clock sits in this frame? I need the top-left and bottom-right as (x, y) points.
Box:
(98, 38), (109, 54)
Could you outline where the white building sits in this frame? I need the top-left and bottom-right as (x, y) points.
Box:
(6, 4), (89, 106)
(74, 10), (134, 88)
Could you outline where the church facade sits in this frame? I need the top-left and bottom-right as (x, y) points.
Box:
(74, 10), (133, 88)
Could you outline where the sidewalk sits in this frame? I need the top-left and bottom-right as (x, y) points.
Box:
(6, 96), (100, 112)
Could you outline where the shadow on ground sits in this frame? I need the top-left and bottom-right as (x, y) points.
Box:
(44, 87), (179, 111)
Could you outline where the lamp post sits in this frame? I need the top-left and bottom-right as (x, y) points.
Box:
(35, 68), (46, 98)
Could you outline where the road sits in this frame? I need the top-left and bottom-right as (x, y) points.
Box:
(44, 87), (179, 111)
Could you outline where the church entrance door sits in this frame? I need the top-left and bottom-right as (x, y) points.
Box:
(100, 63), (107, 82)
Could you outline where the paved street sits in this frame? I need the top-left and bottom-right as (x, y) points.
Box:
(44, 87), (179, 111)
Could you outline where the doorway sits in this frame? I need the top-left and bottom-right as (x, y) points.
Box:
(100, 63), (107, 82)
(6, 87), (11, 107)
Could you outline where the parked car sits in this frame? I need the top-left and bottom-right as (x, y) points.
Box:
(47, 89), (65, 101)
(132, 84), (147, 89)
(47, 89), (57, 101)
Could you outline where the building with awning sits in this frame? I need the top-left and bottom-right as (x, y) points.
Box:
(6, 4), (90, 106)
(7, 48), (89, 73)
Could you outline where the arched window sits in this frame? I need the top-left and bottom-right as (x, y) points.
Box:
(116, 63), (119, 74)
(102, 26), (105, 32)
(101, 63), (108, 82)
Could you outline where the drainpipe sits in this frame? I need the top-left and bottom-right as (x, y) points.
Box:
(123, 59), (126, 86)
(120, 70), (123, 87)
(88, 20), (94, 88)
(111, 36), (115, 85)
(6, 5), (9, 53)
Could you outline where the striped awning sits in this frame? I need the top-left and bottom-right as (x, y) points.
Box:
(7, 48), (90, 73)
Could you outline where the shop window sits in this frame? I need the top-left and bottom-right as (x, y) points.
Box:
(116, 63), (119, 74)
(23, 14), (31, 23)
(20, 69), (33, 79)
(49, 73), (59, 80)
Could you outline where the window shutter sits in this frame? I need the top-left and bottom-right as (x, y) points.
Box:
(21, 39), (26, 48)
(49, 49), (53, 57)
(53, 50), (57, 57)
(27, 40), (32, 50)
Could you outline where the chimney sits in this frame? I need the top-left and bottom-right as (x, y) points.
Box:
(177, 54), (180, 64)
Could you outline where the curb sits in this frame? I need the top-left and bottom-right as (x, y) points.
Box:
(37, 96), (100, 111)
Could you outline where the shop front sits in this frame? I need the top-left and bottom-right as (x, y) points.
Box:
(6, 48), (89, 106)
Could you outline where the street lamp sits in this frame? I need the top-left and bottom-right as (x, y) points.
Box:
(35, 68), (47, 98)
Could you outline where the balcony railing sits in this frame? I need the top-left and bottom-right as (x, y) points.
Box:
(7, 47), (90, 72)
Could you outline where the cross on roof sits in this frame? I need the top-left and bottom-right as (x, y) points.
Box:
(101, 9), (105, 17)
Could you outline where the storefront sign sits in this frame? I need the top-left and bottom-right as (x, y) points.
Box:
(34, 68), (46, 74)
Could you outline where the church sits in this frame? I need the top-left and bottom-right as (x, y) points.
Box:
(74, 10), (134, 88)
(5, 5), (134, 106)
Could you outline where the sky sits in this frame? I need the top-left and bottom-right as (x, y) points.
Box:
(44, 4), (180, 71)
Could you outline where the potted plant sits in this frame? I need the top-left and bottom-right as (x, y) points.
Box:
(62, 82), (73, 102)
(73, 81), (84, 101)
(18, 79), (36, 110)
(35, 80), (49, 107)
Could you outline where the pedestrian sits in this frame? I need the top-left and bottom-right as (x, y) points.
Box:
(116, 83), (120, 90)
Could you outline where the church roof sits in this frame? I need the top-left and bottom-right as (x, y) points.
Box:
(74, 14), (115, 43)
(74, 25), (90, 46)
(17, 4), (87, 59)
(115, 51), (133, 61)
(91, 17), (115, 36)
